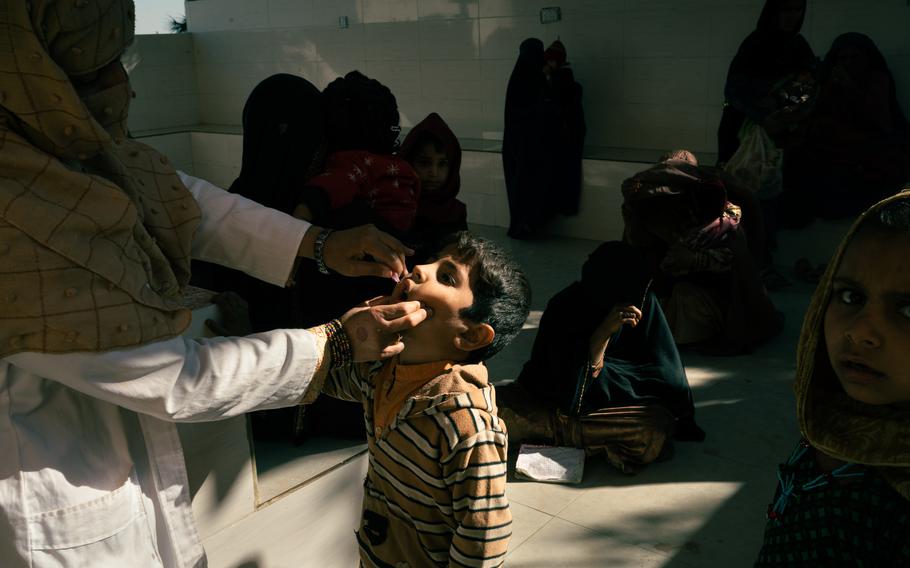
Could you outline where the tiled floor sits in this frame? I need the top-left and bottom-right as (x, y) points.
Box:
(204, 224), (822, 568)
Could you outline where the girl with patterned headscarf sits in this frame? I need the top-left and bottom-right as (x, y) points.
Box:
(0, 1), (424, 566)
(755, 192), (910, 565)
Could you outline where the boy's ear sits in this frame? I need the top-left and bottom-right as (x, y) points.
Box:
(453, 322), (495, 353)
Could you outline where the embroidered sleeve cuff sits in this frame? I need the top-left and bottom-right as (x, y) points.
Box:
(301, 324), (332, 404)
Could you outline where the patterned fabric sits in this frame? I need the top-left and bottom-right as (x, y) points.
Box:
(755, 441), (910, 566)
(320, 361), (511, 567)
(794, 190), (910, 500)
(0, 0), (201, 358)
(306, 150), (420, 234)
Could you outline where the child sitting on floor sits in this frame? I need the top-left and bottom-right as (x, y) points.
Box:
(755, 193), (910, 566)
(400, 112), (468, 253)
(311, 231), (530, 567)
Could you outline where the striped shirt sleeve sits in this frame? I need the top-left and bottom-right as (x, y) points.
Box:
(319, 362), (372, 403)
(441, 413), (511, 567)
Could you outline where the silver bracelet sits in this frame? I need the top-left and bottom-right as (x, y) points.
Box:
(314, 228), (334, 275)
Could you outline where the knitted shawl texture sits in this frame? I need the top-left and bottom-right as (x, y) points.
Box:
(0, 0), (200, 358)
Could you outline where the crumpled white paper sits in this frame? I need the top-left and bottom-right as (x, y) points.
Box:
(515, 444), (585, 484)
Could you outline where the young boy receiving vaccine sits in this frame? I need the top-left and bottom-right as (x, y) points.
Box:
(755, 192), (910, 565)
(312, 231), (531, 567)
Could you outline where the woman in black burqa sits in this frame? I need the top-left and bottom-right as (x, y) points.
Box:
(502, 38), (585, 239)
(717, 0), (815, 164)
(191, 73), (325, 331)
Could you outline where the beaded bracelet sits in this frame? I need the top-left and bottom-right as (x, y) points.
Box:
(324, 318), (353, 368)
(314, 228), (334, 275)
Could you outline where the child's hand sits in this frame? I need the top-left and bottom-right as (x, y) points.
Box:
(340, 299), (428, 361)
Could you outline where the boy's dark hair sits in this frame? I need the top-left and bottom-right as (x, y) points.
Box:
(434, 231), (531, 363)
(858, 197), (910, 236)
(322, 71), (400, 155)
(407, 130), (446, 158)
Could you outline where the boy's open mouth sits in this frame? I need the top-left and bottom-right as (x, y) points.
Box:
(400, 290), (434, 319)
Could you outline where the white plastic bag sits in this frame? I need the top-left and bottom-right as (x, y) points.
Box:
(724, 120), (783, 199)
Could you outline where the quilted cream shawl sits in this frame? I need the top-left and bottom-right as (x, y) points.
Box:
(0, 0), (201, 357)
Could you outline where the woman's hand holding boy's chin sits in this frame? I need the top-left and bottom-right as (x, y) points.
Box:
(341, 296), (428, 361)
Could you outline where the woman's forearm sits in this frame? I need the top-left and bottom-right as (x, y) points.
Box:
(588, 329), (611, 369)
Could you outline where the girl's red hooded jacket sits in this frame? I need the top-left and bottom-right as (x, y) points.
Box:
(399, 113), (468, 238)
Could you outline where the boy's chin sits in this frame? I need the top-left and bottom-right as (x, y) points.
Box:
(398, 345), (435, 365)
(397, 334), (430, 363)
(398, 333), (461, 365)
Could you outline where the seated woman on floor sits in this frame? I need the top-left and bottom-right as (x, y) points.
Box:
(785, 32), (910, 221)
(621, 150), (783, 355)
(497, 242), (705, 475)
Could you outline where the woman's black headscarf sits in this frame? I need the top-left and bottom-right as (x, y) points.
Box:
(821, 32), (910, 134)
(322, 70), (401, 155)
(504, 38), (546, 132)
(756, 0), (806, 34)
(737, 0), (811, 82)
(580, 241), (652, 315)
(192, 73), (325, 326)
(229, 73), (326, 214)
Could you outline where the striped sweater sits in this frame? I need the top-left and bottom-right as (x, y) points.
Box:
(321, 359), (512, 567)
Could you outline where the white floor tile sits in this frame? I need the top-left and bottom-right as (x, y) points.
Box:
(506, 517), (679, 568)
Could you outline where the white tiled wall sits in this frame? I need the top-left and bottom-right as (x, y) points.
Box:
(191, 131), (244, 188)
(179, 0), (910, 155)
(125, 34), (200, 133)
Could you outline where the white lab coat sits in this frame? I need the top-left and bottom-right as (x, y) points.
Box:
(0, 173), (321, 567)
